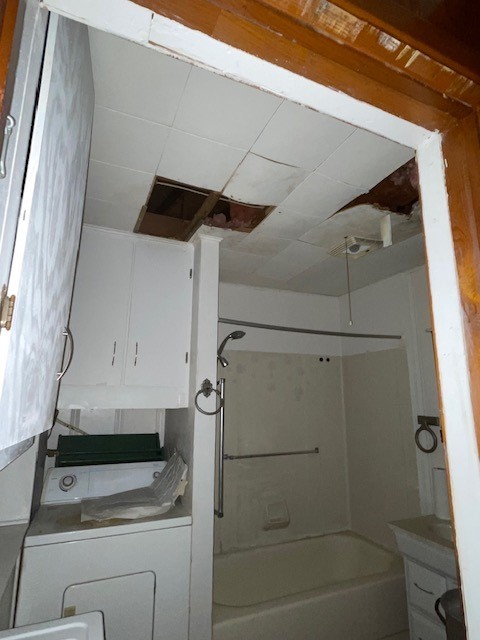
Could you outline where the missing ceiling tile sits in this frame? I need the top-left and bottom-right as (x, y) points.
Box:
(135, 176), (274, 241)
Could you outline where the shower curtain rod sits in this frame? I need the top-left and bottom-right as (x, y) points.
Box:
(218, 318), (402, 340)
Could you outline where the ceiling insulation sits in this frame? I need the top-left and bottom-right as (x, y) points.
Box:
(341, 158), (419, 216)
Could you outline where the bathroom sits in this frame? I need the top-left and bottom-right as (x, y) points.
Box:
(211, 265), (451, 640)
(0, 5), (465, 640)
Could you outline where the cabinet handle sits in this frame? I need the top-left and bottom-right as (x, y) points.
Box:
(56, 327), (74, 381)
(111, 340), (116, 366)
(413, 582), (434, 595)
(0, 115), (15, 179)
(134, 341), (138, 366)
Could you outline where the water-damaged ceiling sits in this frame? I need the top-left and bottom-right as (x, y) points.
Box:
(85, 28), (423, 297)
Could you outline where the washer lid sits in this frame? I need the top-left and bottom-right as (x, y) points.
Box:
(42, 461), (167, 505)
(25, 502), (191, 546)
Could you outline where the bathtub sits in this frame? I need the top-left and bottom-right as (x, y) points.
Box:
(213, 532), (408, 640)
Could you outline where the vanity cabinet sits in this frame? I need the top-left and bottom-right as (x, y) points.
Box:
(390, 517), (459, 640)
(58, 226), (193, 409)
(406, 559), (450, 640)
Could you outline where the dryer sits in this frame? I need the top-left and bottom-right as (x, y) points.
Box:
(15, 461), (191, 640)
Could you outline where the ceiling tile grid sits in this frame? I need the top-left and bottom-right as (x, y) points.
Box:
(86, 160), (153, 209)
(281, 173), (365, 219)
(89, 29), (191, 126)
(156, 129), (246, 192)
(219, 249), (269, 274)
(86, 27), (422, 296)
(84, 198), (138, 232)
(315, 129), (415, 190)
(222, 153), (308, 205)
(256, 241), (330, 282)
(251, 100), (356, 170)
(249, 208), (322, 241)
(173, 66), (283, 150)
(90, 106), (170, 173)
(230, 233), (290, 256)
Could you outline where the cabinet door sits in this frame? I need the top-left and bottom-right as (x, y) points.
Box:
(62, 227), (133, 387)
(406, 560), (447, 617)
(0, 15), (93, 459)
(63, 572), (155, 640)
(410, 609), (446, 640)
(124, 240), (192, 391)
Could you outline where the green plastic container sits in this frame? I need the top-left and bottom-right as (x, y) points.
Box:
(56, 434), (164, 467)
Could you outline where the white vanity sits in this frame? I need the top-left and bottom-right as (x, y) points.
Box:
(390, 516), (458, 640)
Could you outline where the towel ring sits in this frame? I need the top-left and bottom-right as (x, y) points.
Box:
(415, 415), (440, 453)
(195, 378), (224, 415)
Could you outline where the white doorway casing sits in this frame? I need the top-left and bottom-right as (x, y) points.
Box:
(38, 2), (480, 637)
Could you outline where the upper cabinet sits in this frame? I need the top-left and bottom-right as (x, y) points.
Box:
(58, 226), (194, 409)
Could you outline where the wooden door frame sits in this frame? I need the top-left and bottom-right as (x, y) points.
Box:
(39, 1), (480, 636)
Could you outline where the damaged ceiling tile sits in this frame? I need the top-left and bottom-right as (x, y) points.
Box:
(222, 153), (308, 205)
(251, 100), (355, 170)
(341, 158), (419, 215)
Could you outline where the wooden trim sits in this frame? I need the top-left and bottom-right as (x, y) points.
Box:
(137, 0), (478, 129)
(441, 112), (480, 454)
(0, 0), (19, 143)
(322, 0), (480, 84)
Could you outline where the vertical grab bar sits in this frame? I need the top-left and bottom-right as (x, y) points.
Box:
(215, 378), (226, 518)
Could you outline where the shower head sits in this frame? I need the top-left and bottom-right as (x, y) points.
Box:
(217, 330), (246, 367)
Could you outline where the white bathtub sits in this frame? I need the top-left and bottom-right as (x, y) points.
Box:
(213, 532), (408, 640)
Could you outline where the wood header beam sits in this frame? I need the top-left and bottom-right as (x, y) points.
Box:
(137, 0), (480, 131)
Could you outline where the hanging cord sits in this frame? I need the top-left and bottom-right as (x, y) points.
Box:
(345, 237), (353, 326)
(55, 417), (89, 436)
(51, 409), (89, 436)
(47, 410), (90, 457)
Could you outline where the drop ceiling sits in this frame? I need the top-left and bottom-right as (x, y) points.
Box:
(85, 28), (423, 297)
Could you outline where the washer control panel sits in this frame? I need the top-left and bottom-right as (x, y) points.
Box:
(59, 474), (77, 492)
(41, 461), (167, 504)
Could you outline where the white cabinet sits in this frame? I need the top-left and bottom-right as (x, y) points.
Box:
(0, 15), (94, 457)
(390, 517), (458, 640)
(64, 227), (133, 388)
(58, 226), (193, 409)
(63, 572), (155, 640)
(410, 609), (446, 640)
(405, 559), (447, 639)
(15, 521), (192, 640)
(125, 240), (193, 389)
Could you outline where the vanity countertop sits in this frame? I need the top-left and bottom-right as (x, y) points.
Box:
(390, 515), (454, 550)
(389, 515), (457, 580)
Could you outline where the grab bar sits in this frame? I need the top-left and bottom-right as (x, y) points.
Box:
(224, 447), (319, 460)
(214, 378), (226, 518)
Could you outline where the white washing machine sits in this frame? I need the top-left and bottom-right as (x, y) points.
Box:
(15, 462), (192, 640)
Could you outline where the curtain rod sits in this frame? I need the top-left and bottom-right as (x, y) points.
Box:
(218, 317), (402, 340)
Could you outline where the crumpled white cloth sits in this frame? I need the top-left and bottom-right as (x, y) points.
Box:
(81, 452), (188, 522)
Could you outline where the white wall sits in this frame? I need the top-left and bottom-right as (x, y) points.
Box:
(218, 272), (439, 553)
(215, 350), (349, 553)
(343, 348), (421, 548)
(219, 283), (341, 356)
(339, 266), (444, 515)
